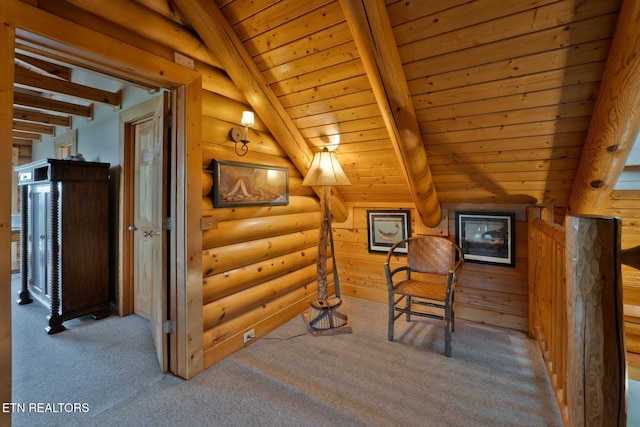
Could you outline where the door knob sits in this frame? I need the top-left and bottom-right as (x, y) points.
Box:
(127, 224), (138, 231)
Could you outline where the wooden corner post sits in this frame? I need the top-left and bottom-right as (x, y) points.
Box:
(565, 215), (627, 426)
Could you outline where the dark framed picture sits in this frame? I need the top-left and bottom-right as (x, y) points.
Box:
(211, 159), (289, 208)
(455, 211), (515, 267)
(367, 210), (412, 254)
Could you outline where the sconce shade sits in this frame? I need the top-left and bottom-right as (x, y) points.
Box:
(302, 148), (351, 187)
(241, 111), (254, 126)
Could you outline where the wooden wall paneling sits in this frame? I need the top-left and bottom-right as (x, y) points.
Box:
(201, 115), (289, 158)
(195, 61), (246, 103)
(203, 285), (319, 367)
(202, 263), (325, 330)
(203, 246), (320, 303)
(202, 196), (319, 222)
(334, 203), (530, 331)
(202, 212), (321, 248)
(0, 13), (15, 425)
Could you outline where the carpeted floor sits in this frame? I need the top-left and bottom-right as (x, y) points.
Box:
(7, 273), (586, 426)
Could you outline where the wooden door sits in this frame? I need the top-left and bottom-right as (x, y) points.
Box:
(126, 94), (169, 372)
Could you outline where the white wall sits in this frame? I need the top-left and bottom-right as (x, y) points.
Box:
(32, 68), (157, 166)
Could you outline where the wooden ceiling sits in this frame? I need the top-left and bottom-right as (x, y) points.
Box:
(17, 0), (627, 222)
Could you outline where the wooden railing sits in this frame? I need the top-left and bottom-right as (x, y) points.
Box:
(528, 208), (568, 423)
(528, 208), (627, 426)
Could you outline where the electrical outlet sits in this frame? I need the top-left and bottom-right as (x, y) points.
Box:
(243, 329), (255, 343)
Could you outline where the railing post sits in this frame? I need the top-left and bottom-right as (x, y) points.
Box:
(565, 215), (627, 426)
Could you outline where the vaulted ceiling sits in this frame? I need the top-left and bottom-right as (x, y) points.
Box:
(14, 0), (632, 226)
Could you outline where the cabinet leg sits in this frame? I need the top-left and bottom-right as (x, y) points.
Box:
(45, 314), (65, 334)
(17, 290), (33, 305)
(92, 309), (111, 320)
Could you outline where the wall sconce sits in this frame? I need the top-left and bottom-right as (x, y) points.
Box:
(229, 111), (254, 156)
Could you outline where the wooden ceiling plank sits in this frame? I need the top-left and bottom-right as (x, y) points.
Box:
(240, 2), (344, 57)
(395, 0), (618, 61)
(419, 83), (600, 123)
(172, 0), (349, 223)
(340, 0), (441, 227)
(253, 22), (352, 71)
(14, 92), (92, 118)
(413, 62), (607, 111)
(279, 74), (372, 109)
(227, 0), (334, 42)
(13, 106), (71, 127)
(568, 0), (640, 214)
(14, 65), (120, 107)
(412, 38), (612, 97)
(15, 52), (72, 80)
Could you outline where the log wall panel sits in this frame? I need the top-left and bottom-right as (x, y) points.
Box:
(197, 85), (325, 367)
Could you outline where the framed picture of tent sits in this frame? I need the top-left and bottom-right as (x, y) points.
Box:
(211, 160), (289, 208)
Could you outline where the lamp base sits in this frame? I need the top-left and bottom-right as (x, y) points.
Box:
(303, 297), (352, 336)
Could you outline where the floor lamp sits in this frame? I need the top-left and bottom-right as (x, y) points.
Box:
(302, 147), (351, 334)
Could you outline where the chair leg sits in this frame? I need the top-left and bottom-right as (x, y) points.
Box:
(444, 305), (452, 357)
(451, 293), (455, 332)
(405, 295), (412, 322)
(388, 295), (395, 341)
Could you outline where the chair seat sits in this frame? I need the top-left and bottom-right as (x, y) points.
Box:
(394, 279), (447, 302)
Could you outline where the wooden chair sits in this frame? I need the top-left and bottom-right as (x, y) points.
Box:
(384, 236), (464, 356)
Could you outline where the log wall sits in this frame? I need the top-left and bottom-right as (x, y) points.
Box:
(335, 202), (529, 332)
(198, 75), (325, 368)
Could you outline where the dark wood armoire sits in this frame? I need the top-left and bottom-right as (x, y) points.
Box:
(15, 158), (111, 334)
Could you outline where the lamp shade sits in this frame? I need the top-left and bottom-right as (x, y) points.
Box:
(302, 148), (351, 186)
(241, 111), (254, 126)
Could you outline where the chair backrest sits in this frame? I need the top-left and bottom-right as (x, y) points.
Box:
(407, 236), (459, 275)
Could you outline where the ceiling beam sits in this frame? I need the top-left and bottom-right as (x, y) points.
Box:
(15, 52), (72, 80)
(14, 92), (93, 118)
(172, 0), (349, 223)
(13, 119), (55, 135)
(15, 65), (120, 107)
(13, 106), (71, 127)
(340, 0), (441, 228)
(13, 130), (41, 142)
(12, 138), (32, 146)
(568, 0), (640, 215)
